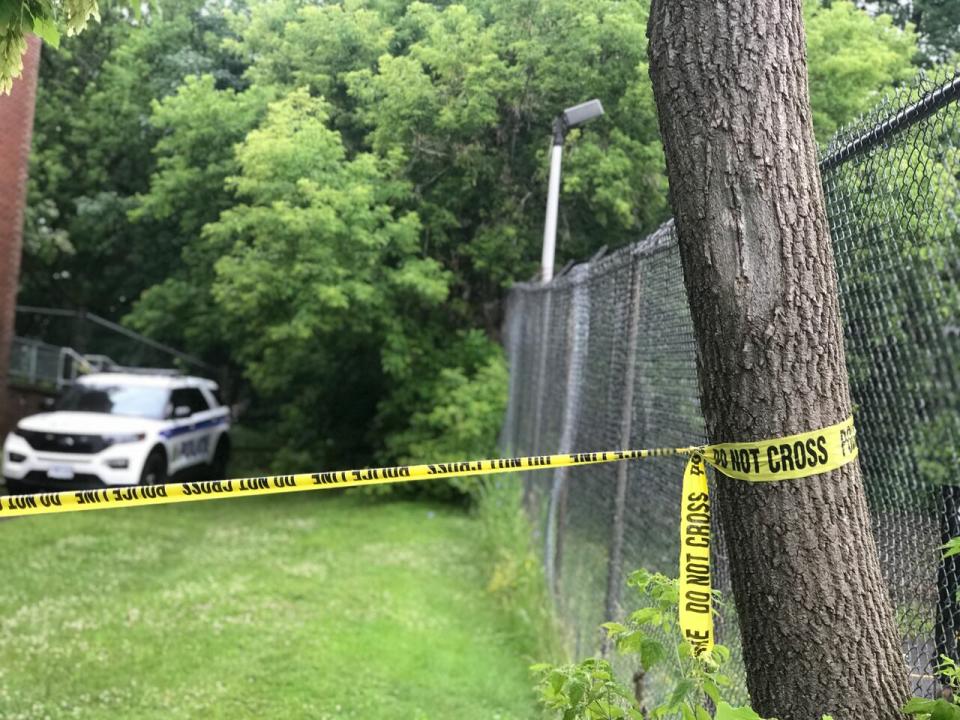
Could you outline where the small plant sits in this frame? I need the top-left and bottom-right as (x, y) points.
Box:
(897, 537), (960, 720)
(532, 569), (763, 720)
(902, 541), (960, 720)
(530, 657), (642, 720)
(903, 656), (960, 720)
(943, 537), (960, 562)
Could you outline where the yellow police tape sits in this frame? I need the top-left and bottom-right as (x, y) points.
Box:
(2, 415), (857, 659)
(678, 415), (858, 657)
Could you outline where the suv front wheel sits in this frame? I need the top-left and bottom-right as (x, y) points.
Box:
(140, 449), (167, 486)
(208, 439), (230, 481)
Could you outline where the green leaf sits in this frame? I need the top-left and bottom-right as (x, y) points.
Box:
(944, 538), (960, 559)
(549, 669), (566, 695)
(929, 699), (960, 720)
(714, 701), (766, 720)
(568, 680), (584, 705)
(666, 679), (696, 709)
(711, 644), (732, 665)
(702, 679), (721, 706)
(629, 607), (661, 626)
(32, 16), (60, 48)
(639, 637), (667, 670)
(904, 698), (939, 716)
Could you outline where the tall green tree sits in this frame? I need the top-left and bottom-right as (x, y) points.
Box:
(23, 0), (922, 473)
(805, 0), (918, 137)
(130, 0), (669, 469)
(124, 74), (270, 364)
(20, 0), (246, 317)
(202, 89), (453, 467)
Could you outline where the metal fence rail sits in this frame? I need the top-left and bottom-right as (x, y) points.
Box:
(501, 67), (960, 703)
(14, 306), (213, 375)
(7, 337), (87, 390)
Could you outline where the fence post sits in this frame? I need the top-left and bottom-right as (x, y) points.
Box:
(27, 341), (37, 385)
(500, 294), (522, 456)
(544, 265), (591, 597)
(601, 251), (643, 655)
(532, 293), (553, 457)
(525, 293), (553, 515)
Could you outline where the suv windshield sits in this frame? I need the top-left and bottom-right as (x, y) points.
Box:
(56, 384), (170, 419)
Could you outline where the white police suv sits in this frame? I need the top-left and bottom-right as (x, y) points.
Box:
(2, 372), (230, 494)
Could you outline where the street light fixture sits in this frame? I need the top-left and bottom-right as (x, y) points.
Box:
(540, 99), (605, 283)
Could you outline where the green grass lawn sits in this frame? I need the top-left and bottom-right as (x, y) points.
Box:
(0, 491), (542, 719)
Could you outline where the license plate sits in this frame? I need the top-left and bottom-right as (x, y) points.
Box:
(48, 465), (75, 480)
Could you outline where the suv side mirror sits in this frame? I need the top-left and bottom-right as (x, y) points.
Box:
(173, 405), (192, 419)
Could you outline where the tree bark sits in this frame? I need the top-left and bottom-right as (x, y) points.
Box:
(647, 3), (909, 718)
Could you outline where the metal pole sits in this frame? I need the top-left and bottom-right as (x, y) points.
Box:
(544, 265), (590, 596)
(540, 121), (566, 284)
(27, 341), (37, 385)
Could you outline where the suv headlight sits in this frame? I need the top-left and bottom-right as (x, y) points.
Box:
(104, 433), (146, 446)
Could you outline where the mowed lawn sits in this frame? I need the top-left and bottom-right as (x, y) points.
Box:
(0, 492), (540, 719)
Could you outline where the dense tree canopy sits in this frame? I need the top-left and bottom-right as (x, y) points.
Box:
(18, 0), (925, 476)
(859, 0), (960, 64)
(0, 0), (97, 91)
(22, 0), (246, 318)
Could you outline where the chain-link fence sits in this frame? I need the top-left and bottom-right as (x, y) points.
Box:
(13, 306), (213, 377)
(501, 67), (960, 704)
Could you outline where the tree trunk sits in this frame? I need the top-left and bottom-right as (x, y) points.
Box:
(646, 3), (909, 719)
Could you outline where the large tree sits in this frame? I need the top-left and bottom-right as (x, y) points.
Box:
(647, 1), (908, 718)
(20, 0), (246, 319)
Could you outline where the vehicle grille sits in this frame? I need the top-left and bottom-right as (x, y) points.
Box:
(16, 430), (108, 455)
(16, 471), (106, 491)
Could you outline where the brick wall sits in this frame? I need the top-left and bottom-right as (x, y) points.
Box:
(0, 36), (41, 426)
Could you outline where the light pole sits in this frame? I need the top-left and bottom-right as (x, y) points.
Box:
(540, 99), (605, 283)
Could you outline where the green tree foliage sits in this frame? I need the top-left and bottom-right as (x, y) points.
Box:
(128, 0), (669, 475)
(0, 0), (98, 91)
(244, 0), (668, 297)
(125, 74), (271, 362)
(24, 0), (924, 483)
(857, 0), (960, 64)
(200, 89), (453, 466)
(21, 0), (246, 318)
(805, 0), (919, 137)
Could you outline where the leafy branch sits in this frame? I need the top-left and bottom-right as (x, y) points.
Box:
(532, 570), (762, 720)
(0, 0), (101, 91)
